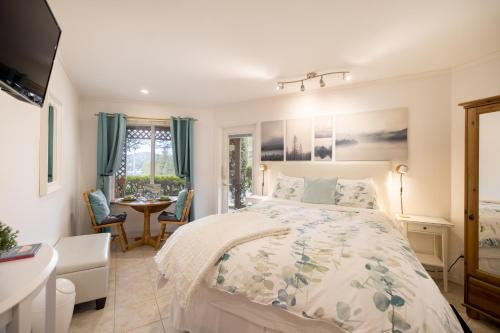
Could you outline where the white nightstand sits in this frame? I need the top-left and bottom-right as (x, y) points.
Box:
(396, 214), (454, 292)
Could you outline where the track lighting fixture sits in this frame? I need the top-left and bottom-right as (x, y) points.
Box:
(319, 76), (325, 88)
(276, 71), (351, 92)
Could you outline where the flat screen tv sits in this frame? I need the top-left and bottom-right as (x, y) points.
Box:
(0, 0), (61, 107)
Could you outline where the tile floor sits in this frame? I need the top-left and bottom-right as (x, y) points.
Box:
(70, 243), (500, 333)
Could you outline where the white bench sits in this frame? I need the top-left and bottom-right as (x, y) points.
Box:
(54, 233), (111, 310)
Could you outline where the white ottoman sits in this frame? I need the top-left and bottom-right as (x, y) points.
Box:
(55, 233), (111, 309)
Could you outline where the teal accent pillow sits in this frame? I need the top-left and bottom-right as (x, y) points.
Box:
(302, 177), (337, 204)
(175, 189), (189, 220)
(88, 190), (110, 224)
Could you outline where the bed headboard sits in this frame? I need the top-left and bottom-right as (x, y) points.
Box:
(265, 162), (394, 214)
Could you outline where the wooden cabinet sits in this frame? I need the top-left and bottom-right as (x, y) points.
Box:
(462, 95), (500, 322)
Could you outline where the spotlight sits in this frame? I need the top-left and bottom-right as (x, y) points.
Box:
(343, 73), (352, 81)
(276, 82), (284, 90)
(300, 81), (305, 92)
(319, 76), (326, 88)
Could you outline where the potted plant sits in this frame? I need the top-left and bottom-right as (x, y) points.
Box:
(0, 222), (18, 252)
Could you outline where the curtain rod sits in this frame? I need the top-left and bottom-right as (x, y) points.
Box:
(93, 113), (198, 121)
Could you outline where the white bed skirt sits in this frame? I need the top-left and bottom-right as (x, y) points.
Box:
(170, 284), (343, 333)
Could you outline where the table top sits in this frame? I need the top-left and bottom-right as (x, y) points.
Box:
(112, 198), (177, 207)
(0, 244), (58, 314)
(395, 214), (454, 227)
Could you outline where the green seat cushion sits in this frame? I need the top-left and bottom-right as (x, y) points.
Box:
(302, 177), (337, 205)
(88, 190), (111, 224)
(175, 189), (189, 220)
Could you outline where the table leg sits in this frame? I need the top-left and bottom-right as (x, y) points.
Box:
(442, 228), (448, 292)
(144, 206), (151, 242)
(7, 297), (31, 333)
(45, 269), (56, 333)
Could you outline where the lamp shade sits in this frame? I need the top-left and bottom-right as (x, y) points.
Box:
(259, 164), (268, 172)
(396, 164), (408, 174)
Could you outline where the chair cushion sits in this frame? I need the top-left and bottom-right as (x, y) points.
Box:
(175, 189), (189, 220)
(101, 213), (127, 225)
(88, 190), (110, 224)
(55, 233), (111, 275)
(158, 211), (179, 222)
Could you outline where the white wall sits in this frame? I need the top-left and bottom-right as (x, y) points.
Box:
(77, 98), (216, 236)
(450, 54), (500, 284)
(0, 58), (80, 245)
(214, 71), (456, 278)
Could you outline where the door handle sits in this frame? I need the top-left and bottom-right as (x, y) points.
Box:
(468, 213), (474, 221)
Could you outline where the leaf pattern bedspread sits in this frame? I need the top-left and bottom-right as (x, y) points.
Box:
(208, 200), (462, 333)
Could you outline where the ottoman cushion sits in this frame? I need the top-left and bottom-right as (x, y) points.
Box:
(55, 233), (111, 275)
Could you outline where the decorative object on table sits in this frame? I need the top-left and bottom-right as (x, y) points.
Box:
(143, 184), (161, 201)
(155, 190), (194, 249)
(0, 243), (41, 263)
(396, 163), (409, 217)
(122, 195), (136, 202)
(286, 118), (312, 161)
(83, 189), (129, 252)
(335, 108), (408, 161)
(0, 221), (18, 252)
(314, 115), (333, 161)
(259, 163), (267, 195)
(260, 120), (284, 161)
(159, 195), (171, 201)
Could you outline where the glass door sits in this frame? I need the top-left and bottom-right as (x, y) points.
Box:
(221, 127), (255, 213)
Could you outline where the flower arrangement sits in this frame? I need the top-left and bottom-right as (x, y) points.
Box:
(0, 222), (18, 252)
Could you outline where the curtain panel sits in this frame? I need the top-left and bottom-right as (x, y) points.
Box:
(96, 112), (127, 201)
(171, 117), (194, 220)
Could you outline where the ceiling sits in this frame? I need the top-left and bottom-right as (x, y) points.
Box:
(48, 0), (500, 107)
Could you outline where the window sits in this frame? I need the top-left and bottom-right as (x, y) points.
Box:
(114, 125), (185, 198)
(39, 95), (62, 196)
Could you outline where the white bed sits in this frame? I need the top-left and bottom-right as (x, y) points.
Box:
(156, 164), (461, 333)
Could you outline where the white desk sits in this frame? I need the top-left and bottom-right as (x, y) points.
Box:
(396, 214), (453, 292)
(0, 244), (58, 333)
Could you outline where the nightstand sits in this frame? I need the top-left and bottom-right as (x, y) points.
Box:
(396, 214), (454, 292)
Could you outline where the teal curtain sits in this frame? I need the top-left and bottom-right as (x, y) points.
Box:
(96, 113), (127, 202)
(171, 117), (194, 220)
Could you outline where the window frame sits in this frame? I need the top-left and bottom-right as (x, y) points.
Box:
(39, 93), (62, 196)
(113, 122), (175, 199)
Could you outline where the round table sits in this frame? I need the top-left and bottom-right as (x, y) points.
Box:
(113, 199), (176, 249)
(0, 244), (58, 333)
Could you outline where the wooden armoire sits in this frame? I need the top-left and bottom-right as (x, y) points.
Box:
(462, 95), (500, 322)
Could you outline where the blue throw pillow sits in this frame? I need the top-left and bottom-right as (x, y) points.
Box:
(175, 189), (189, 220)
(302, 177), (337, 204)
(88, 190), (110, 224)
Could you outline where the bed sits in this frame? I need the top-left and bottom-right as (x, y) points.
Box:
(479, 200), (500, 274)
(155, 164), (462, 333)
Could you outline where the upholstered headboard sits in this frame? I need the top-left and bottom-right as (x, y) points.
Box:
(265, 162), (394, 214)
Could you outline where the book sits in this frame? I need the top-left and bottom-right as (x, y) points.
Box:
(0, 243), (42, 263)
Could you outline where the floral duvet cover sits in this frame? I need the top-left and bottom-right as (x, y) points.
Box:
(479, 200), (500, 248)
(208, 199), (462, 333)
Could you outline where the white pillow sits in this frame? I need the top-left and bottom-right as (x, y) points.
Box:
(335, 178), (378, 209)
(272, 173), (304, 202)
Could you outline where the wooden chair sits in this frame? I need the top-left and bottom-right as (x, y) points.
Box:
(83, 189), (129, 252)
(155, 190), (194, 249)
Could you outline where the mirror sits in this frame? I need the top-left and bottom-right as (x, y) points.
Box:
(478, 111), (500, 276)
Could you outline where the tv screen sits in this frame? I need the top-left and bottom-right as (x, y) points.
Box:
(0, 0), (61, 107)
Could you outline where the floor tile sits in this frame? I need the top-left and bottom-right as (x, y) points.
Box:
(124, 320), (165, 333)
(115, 297), (161, 332)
